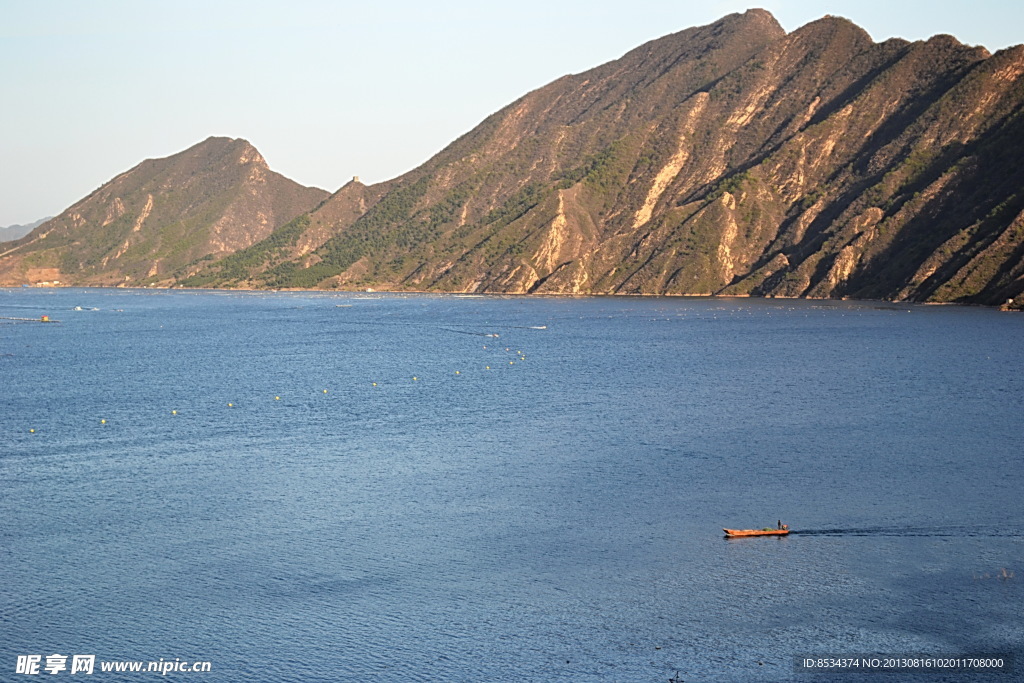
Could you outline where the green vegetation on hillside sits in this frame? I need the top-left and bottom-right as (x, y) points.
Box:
(179, 214), (312, 287)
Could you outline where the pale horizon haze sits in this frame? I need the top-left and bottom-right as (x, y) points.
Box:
(2, 0), (1022, 227)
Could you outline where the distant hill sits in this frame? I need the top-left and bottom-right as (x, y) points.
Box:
(0, 137), (328, 286)
(0, 217), (52, 243)
(7, 10), (1024, 304)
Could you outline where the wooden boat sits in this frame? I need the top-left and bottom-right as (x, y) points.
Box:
(723, 527), (789, 537)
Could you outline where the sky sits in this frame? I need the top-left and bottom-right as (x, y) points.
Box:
(2, 0), (1023, 227)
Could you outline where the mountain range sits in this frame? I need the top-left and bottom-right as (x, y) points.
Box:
(3, 9), (1023, 306)
(0, 218), (52, 243)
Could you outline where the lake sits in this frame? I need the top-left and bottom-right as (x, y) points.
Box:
(2, 289), (1021, 681)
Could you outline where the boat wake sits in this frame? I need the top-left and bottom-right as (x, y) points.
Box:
(438, 327), (500, 337)
(791, 525), (1023, 538)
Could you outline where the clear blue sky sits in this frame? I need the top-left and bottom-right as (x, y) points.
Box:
(1, 0), (1022, 226)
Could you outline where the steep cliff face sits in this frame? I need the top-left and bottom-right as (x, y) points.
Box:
(0, 137), (328, 286)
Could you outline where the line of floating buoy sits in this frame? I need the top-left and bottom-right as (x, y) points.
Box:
(19, 343), (533, 434)
(0, 315), (60, 323)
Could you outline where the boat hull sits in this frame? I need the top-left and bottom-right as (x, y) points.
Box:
(723, 528), (789, 537)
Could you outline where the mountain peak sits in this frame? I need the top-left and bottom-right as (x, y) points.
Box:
(700, 7), (786, 42)
(188, 136), (268, 169)
(0, 138), (327, 287)
(235, 140), (267, 169)
(733, 8), (782, 30)
(789, 12), (874, 47)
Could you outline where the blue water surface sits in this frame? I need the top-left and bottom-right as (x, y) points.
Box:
(1, 289), (1022, 681)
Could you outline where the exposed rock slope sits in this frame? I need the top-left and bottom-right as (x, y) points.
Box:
(9, 10), (1024, 305)
(0, 137), (328, 286)
(196, 8), (1018, 305)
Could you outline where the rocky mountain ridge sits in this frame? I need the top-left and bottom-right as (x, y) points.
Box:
(0, 137), (328, 286)
(184, 9), (1024, 305)
(5, 10), (1024, 305)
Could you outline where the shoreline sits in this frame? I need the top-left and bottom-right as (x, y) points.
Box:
(3, 283), (1014, 310)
